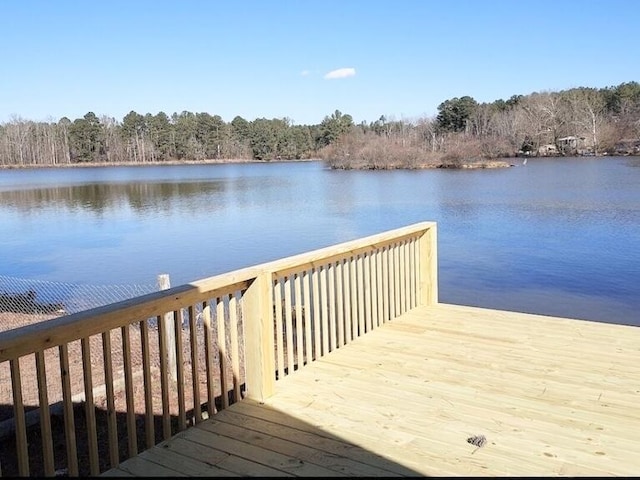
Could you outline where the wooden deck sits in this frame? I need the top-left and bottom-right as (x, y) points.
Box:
(102, 303), (640, 477)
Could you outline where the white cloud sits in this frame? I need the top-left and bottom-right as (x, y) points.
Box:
(300, 70), (310, 76)
(324, 67), (356, 80)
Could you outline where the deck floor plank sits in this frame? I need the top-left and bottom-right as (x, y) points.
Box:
(214, 403), (419, 476)
(137, 441), (239, 477)
(100, 467), (135, 477)
(107, 456), (188, 477)
(104, 303), (640, 477)
(313, 340), (640, 419)
(268, 373), (636, 476)
(298, 359), (640, 451)
(176, 427), (297, 477)
(198, 412), (407, 477)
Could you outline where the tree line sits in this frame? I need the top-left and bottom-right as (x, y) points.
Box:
(0, 110), (352, 167)
(322, 81), (640, 169)
(1, 81), (639, 169)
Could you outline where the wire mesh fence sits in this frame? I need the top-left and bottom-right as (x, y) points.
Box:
(0, 279), (248, 476)
(0, 274), (160, 332)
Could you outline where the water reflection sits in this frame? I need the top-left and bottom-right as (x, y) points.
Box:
(0, 181), (231, 214)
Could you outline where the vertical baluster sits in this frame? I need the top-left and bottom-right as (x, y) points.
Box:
(336, 259), (345, 348)
(409, 238), (417, 308)
(407, 239), (413, 310)
(59, 344), (79, 476)
(294, 274), (304, 367)
(364, 253), (373, 333)
(120, 325), (137, 456)
(398, 240), (405, 314)
(350, 256), (358, 341)
(393, 242), (401, 319)
(101, 331), (119, 467)
(388, 244), (395, 320)
(401, 240), (408, 314)
(157, 313), (171, 440)
(229, 293), (241, 402)
(174, 309), (186, 431)
(404, 239), (410, 309)
(81, 337), (99, 475)
(284, 276), (294, 373)
(188, 304), (202, 425)
(10, 359), (29, 476)
(274, 279), (285, 379)
(35, 351), (54, 476)
(357, 254), (365, 337)
(139, 319), (155, 448)
(202, 301), (217, 417)
(375, 248), (384, 326)
(311, 268), (321, 361)
(217, 297), (228, 409)
(328, 263), (337, 351)
(402, 240), (408, 309)
(342, 258), (353, 344)
(320, 266), (329, 355)
(416, 235), (423, 306)
(382, 246), (390, 323)
(302, 270), (312, 364)
(369, 251), (378, 329)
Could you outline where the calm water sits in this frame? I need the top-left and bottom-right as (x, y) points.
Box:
(1, 158), (639, 326)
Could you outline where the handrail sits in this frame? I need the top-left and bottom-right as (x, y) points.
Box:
(246, 221), (438, 396)
(260, 221), (436, 278)
(0, 221), (437, 477)
(0, 268), (260, 363)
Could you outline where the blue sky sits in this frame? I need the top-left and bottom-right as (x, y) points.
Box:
(1, 0), (638, 126)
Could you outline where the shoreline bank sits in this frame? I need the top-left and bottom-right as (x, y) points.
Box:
(0, 158), (320, 170)
(0, 157), (515, 170)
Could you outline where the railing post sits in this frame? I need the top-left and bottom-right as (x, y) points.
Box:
(419, 224), (438, 306)
(243, 271), (276, 401)
(157, 274), (177, 382)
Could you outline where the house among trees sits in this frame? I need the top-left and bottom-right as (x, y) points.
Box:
(537, 143), (558, 156)
(557, 135), (590, 156)
(614, 138), (640, 155)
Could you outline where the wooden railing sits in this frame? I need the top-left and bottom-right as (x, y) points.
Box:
(0, 221), (437, 477)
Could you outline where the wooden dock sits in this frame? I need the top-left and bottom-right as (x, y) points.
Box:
(103, 303), (640, 477)
(3, 222), (638, 477)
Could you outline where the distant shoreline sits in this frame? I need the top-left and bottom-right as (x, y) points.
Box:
(0, 158), (320, 170)
(330, 159), (514, 170)
(0, 157), (515, 170)
(6, 156), (625, 171)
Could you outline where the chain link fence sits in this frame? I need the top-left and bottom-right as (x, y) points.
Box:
(0, 274), (161, 333)
(0, 272), (245, 475)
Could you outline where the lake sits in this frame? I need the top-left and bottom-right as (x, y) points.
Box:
(1, 157), (639, 326)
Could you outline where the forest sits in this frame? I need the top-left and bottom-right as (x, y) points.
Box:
(1, 81), (639, 170)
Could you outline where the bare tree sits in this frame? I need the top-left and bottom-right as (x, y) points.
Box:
(566, 88), (607, 155)
(468, 103), (496, 137)
(490, 107), (527, 154)
(415, 116), (442, 153)
(519, 92), (567, 154)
